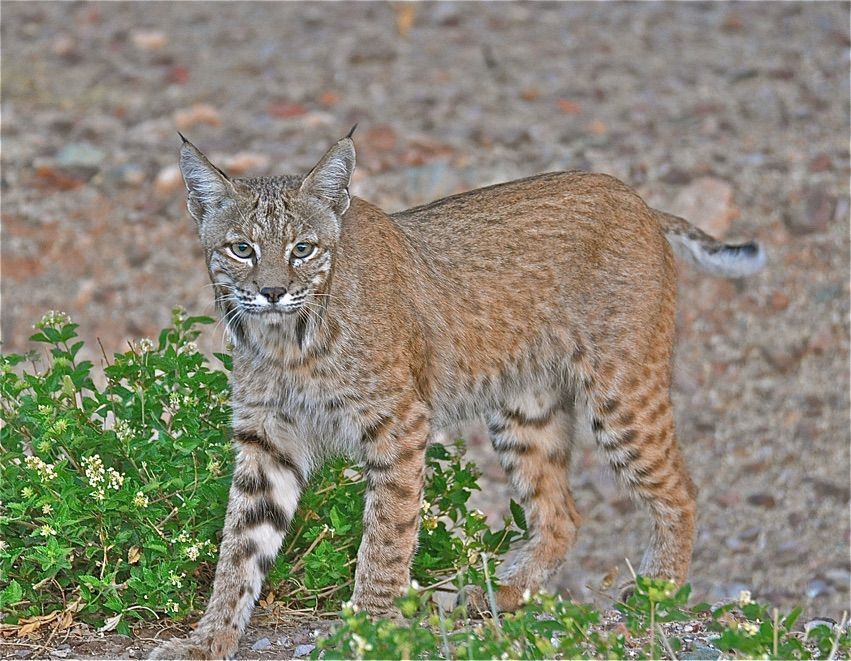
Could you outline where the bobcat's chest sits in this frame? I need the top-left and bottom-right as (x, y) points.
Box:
(230, 351), (377, 457)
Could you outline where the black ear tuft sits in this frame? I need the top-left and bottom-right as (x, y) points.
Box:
(345, 124), (358, 139)
(177, 131), (189, 144)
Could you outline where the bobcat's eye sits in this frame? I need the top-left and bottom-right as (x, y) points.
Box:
(291, 242), (315, 260)
(230, 242), (254, 259)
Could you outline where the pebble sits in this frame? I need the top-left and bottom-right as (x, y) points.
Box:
(760, 342), (803, 373)
(768, 291), (790, 312)
(746, 492), (777, 508)
(154, 164), (183, 195)
(56, 142), (105, 171)
(806, 578), (830, 599)
(808, 153), (832, 173)
(251, 637), (271, 651)
(668, 177), (738, 238)
(785, 187), (834, 234)
(131, 30), (167, 51)
(679, 644), (721, 660)
(109, 163), (146, 186)
(293, 644), (315, 657)
(219, 151), (271, 175)
(173, 104), (221, 130)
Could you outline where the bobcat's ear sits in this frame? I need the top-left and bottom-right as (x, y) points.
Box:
(178, 135), (236, 223)
(299, 136), (356, 216)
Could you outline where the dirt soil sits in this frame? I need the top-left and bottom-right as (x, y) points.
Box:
(2, 2), (849, 658)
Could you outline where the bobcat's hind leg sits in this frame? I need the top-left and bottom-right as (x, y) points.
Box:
(588, 356), (697, 591)
(471, 393), (581, 613)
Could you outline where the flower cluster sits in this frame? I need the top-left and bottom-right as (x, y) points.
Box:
(24, 455), (57, 481)
(183, 539), (216, 561)
(114, 418), (133, 443)
(34, 310), (71, 330)
(82, 454), (125, 501)
(138, 338), (155, 353)
(133, 491), (149, 508)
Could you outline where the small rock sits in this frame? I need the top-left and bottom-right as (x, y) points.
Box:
(660, 166), (692, 185)
(251, 637), (271, 651)
(131, 30), (168, 50)
(432, 589), (458, 612)
(668, 177), (738, 238)
(760, 342), (803, 373)
(768, 292), (790, 311)
(52, 34), (77, 57)
(109, 163), (146, 186)
(173, 104), (221, 130)
(805, 617), (837, 636)
(807, 478), (850, 502)
(746, 492), (777, 508)
(738, 526), (761, 542)
(14, 650), (32, 658)
(805, 578), (830, 599)
(293, 644), (315, 658)
(219, 151), (271, 175)
(679, 644), (721, 660)
(56, 142), (105, 171)
(785, 188), (835, 235)
(155, 164), (183, 195)
(268, 101), (309, 119)
(809, 153), (833, 173)
(806, 327), (833, 354)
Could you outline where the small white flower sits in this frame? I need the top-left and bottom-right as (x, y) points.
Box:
(133, 491), (149, 508)
(34, 310), (71, 330)
(114, 419), (133, 442)
(82, 454), (106, 487)
(165, 600), (179, 613)
(139, 338), (155, 352)
(41, 503), (53, 515)
(410, 579), (420, 590)
(737, 589), (752, 607)
(107, 467), (124, 490)
(38, 524), (57, 537)
(740, 620), (759, 635)
(0, 539), (8, 552)
(25, 456), (57, 481)
(522, 588), (532, 603)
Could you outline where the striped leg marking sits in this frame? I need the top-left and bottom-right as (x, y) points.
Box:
(149, 431), (308, 660)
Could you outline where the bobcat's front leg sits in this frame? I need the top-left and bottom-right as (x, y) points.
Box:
(352, 402), (429, 615)
(150, 430), (308, 660)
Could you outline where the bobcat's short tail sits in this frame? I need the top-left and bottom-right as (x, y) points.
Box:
(656, 210), (766, 278)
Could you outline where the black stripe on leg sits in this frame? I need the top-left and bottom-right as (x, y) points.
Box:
(234, 432), (307, 490)
(257, 555), (276, 574)
(232, 539), (259, 565)
(233, 468), (270, 495)
(505, 407), (556, 429)
(238, 499), (291, 533)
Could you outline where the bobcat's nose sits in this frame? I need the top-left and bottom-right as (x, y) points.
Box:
(259, 286), (287, 303)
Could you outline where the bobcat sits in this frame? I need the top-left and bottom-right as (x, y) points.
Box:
(150, 130), (764, 659)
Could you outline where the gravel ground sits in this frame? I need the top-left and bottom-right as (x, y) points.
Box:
(2, 1), (849, 654)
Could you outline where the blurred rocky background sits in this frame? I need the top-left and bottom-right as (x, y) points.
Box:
(2, 2), (848, 617)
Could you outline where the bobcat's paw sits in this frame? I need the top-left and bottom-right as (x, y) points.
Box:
(463, 584), (525, 616)
(148, 630), (239, 660)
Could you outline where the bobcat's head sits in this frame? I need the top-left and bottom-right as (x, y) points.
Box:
(178, 133), (355, 348)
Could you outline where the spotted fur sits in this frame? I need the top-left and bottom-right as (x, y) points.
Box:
(150, 133), (763, 659)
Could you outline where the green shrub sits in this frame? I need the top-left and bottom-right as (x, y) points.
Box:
(0, 311), (521, 634)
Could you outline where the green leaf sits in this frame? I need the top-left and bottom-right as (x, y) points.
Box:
(0, 580), (23, 609)
(509, 499), (527, 532)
